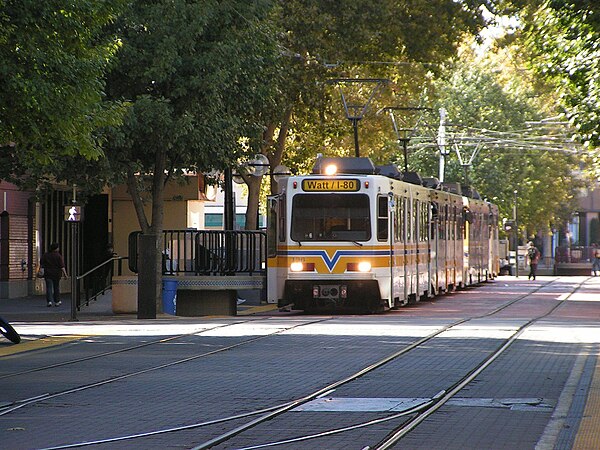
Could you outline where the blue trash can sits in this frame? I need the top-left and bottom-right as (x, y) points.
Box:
(162, 279), (178, 315)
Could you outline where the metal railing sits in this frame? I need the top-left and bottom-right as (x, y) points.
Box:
(555, 246), (598, 264)
(128, 230), (267, 275)
(75, 256), (128, 310)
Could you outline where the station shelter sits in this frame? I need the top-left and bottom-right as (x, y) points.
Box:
(0, 175), (237, 300)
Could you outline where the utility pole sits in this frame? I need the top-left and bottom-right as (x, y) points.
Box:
(380, 106), (431, 173)
(328, 78), (389, 158)
(514, 189), (519, 278)
(438, 107), (448, 182)
(65, 184), (80, 321)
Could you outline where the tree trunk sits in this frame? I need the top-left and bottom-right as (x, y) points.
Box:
(244, 106), (293, 230)
(126, 147), (167, 318)
(245, 175), (262, 230)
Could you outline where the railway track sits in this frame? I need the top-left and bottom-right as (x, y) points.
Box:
(189, 278), (581, 450)
(0, 317), (334, 419)
(14, 277), (588, 450)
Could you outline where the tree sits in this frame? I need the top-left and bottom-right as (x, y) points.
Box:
(410, 41), (583, 238)
(240, 0), (497, 230)
(0, 0), (126, 190)
(103, 0), (281, 316)
(522, 2), (600, 179)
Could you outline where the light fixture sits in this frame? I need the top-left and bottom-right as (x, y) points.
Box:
(324, 164), (337, 176)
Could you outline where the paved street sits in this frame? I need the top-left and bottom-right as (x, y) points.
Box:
(1, 276), (599, 449)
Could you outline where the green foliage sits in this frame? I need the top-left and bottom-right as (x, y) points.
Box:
(271, 0), (493, 168)
(417, 42), (583, 235)
(102, 0), (281, 230)
(98, 0), (284, 308)
(0, 0), (126, 188)
(523, 2), (600, 177)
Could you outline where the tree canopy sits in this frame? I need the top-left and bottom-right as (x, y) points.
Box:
(239, 0), (497, 229)
(1, 0), (593, 269)
(522, 1), (600, 178)
(102, 0), (281, 229)
(0, 0), (125, 190)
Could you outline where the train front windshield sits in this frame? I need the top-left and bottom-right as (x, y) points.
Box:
(291, 193), (371, 242)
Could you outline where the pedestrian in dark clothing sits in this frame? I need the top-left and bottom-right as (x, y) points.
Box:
(526, 241), (541, 281)
(592, 243), (600, 276)
(40, 243), (68, 307)
(102, 244), (116, 284)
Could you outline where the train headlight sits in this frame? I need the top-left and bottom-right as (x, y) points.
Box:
(290, 262), (315, 272)
(358, 261), (372, 272)
(346, 261), (372, 272)
(324, 164), (337, 176)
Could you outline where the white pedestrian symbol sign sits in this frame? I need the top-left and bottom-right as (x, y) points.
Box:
(64, 205), (82, 222)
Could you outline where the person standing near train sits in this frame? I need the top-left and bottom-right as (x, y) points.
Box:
(526, 241), (541, 281)
(40, 243), (68, 307)
(592, 243), (600, 276)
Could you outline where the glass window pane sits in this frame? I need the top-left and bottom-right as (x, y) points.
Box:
(291, 194), (371, 242)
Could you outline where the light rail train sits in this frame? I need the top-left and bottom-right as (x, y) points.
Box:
(266, 156), (499, 313)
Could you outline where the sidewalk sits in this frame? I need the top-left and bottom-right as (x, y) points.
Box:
(0, 289), (274, 324)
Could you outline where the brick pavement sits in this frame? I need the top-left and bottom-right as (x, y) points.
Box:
(0, 276), (599, 449)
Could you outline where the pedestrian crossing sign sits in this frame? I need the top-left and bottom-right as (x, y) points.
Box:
(64, 205), (83, 222)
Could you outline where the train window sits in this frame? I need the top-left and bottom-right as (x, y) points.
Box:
(267, 197), (278, 257)
(452, 206), (457, 240)
(400, 198), (406, 242)
(395, 197), (403, 242)
(421, 202), (429, 242)
(413, 199), (419, 243)
(290, 194), (371, 242)
(278, 194), (286, 242)
(430, 202), (438, 240)
(438, 204), (446, 240)
(405, 199), (411, 242)
(377, 195), (388, 241)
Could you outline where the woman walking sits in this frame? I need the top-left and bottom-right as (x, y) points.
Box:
(526, 241), (541, 281)
(40, 243), (68, 307)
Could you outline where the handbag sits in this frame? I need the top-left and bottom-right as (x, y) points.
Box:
(36, 267), (45, 278)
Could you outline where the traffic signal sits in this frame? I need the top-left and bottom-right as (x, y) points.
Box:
(502, 218), (515, 232)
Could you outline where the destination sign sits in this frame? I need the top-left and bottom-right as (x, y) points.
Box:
(302, 178), (360, 192)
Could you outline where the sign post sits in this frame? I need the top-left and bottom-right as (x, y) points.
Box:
(64, 203), (82, 321)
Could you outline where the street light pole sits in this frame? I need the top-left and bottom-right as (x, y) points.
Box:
(438, 107), (449, 182)
(514, 189), (519, 278)
(69, 184), (79, 321)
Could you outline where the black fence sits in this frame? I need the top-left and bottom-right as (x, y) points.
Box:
(554, 245), (599, 263)
(128, 230), (267, 275)
(75, 256), (128, 310)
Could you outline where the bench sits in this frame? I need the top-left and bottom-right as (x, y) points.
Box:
(112, 275), (265, 316)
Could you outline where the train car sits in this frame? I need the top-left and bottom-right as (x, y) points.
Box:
(266, 156), (499, 313)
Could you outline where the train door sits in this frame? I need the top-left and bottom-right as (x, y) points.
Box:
(407, 195), (417, 301)
(445, 202), (453, 290)
(438, 199), (449, 291)
(489, 204), (499, 277)
(396, 195), (408, 306)
(429, 201), (437, 295)
(410, 196), (422, 302)
(462, 200), (471, 286)
(388, 193), (397, 308)
(417, 198), (429, 298)
(266, 193), (286, 304)
(403, 196), (410, 302)
(377, 193), (394, 309)
(430, 196), (447, 294)
(453, 204), (463, 288)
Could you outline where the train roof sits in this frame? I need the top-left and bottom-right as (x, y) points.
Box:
(312, 157), (376, 175)
(309, 156), (484, 199)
